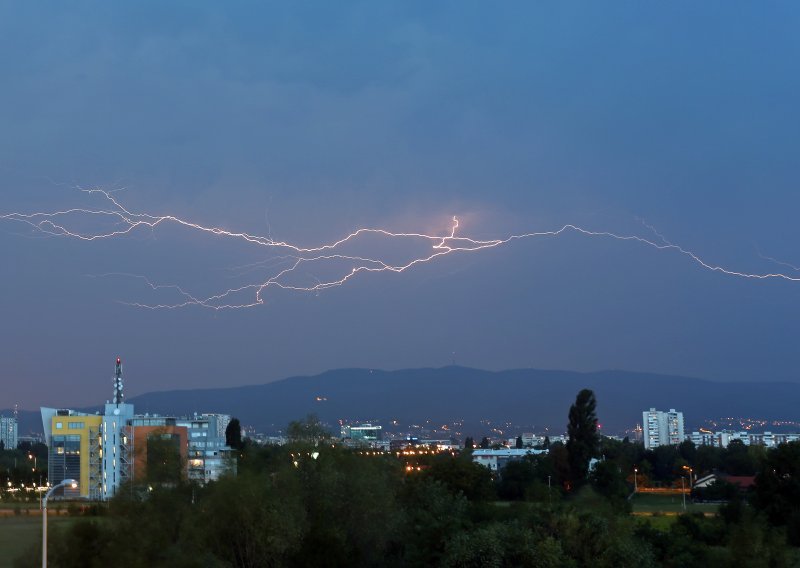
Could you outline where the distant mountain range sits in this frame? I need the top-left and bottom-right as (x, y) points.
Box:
(7, 367), (800, 439)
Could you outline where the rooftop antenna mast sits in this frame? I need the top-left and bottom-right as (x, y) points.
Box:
(113, 357), (124, 404)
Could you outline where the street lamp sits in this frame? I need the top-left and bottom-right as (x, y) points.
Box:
(681, 476), (686, 511)
(42, 479), (77, 568)
(633, 467), (638, 493)
(681, 465), (693, 511)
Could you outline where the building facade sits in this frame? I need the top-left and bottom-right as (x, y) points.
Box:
(41, 408), (106, 499)
(0, 416), (17, 450)
(643, 408), (685, 449)
(41, 359), (235, 500)
(690, 429), (800, 448)
(341, 423), (383, 448)
(472, 448), (549, 471)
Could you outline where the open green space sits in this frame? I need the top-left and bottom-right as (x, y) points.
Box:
(631, 493), (719, 515)
(0, 516), (76, 568)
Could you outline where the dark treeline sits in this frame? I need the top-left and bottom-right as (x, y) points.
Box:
(14, 396), (800, 567)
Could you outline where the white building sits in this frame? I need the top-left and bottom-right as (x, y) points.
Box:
(643, 408), (685, 449)
(177, 414), (234, 483)
(507, 433), (545, 448)
(201, 413), (232, 441)
(690, 430), (716, 447)
(692, 429), (800, 449)
(472, 448), (548, 471)
(341, 423), (382, 443)
(100, 401), (135, 500)
(0, 416), (18, 450)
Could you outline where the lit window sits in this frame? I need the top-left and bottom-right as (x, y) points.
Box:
(55, 422), (63, 429)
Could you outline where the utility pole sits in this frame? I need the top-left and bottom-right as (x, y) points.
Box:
(681, 477), (686, 511)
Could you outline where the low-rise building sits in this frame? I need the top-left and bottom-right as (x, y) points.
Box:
(472, 448), (548, 472)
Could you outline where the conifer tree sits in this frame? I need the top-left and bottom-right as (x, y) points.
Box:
(566, 389), (599, 488)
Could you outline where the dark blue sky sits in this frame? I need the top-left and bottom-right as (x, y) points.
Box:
(2, 2), (800, 408)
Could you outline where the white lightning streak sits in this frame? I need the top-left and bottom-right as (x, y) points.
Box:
(3, 188), (799, 310)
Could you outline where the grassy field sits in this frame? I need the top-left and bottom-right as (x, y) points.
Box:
(0, 501), (45, 511)
(0, 516), (76, 568)
(631, 493), (719, 515)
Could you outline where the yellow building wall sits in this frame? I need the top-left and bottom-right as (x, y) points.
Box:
(50, 415), (102, 498)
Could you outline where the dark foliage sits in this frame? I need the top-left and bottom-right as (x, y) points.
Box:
(566, 388), (599, 488)
(15, 402), (800, 568)
(225, 417), (243, 450)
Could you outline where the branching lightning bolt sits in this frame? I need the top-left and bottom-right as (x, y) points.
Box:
(2, 188), (799, 310)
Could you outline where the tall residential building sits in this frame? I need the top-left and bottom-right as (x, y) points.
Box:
(642, 408), (685, 449)
(0, 416), (18, 450)
(201, 413), (232, 442)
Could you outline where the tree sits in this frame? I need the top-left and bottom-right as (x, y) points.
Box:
(464, 437), (474, 450)
(479, 437), (490, 449)
(566, 389), (599, 489)
(753, 441), (800, 544)
(287, 414), (330, 444)
(225, 418), (243, 450)
(678, 440), (697, 464)
(515, 436), (523, 449)
(590, 461), (631, 513)
(145, 431), (184, 484)
(722, 439), (757, 475)
(203, 471), (305, 567)
(497, 458), (536, 500)
(423, 453), (495, 501)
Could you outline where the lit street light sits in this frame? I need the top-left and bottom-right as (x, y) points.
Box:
(633, 467), (638, 493)
(681, 465), (693, 511)
(42, 479), (77, 568)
